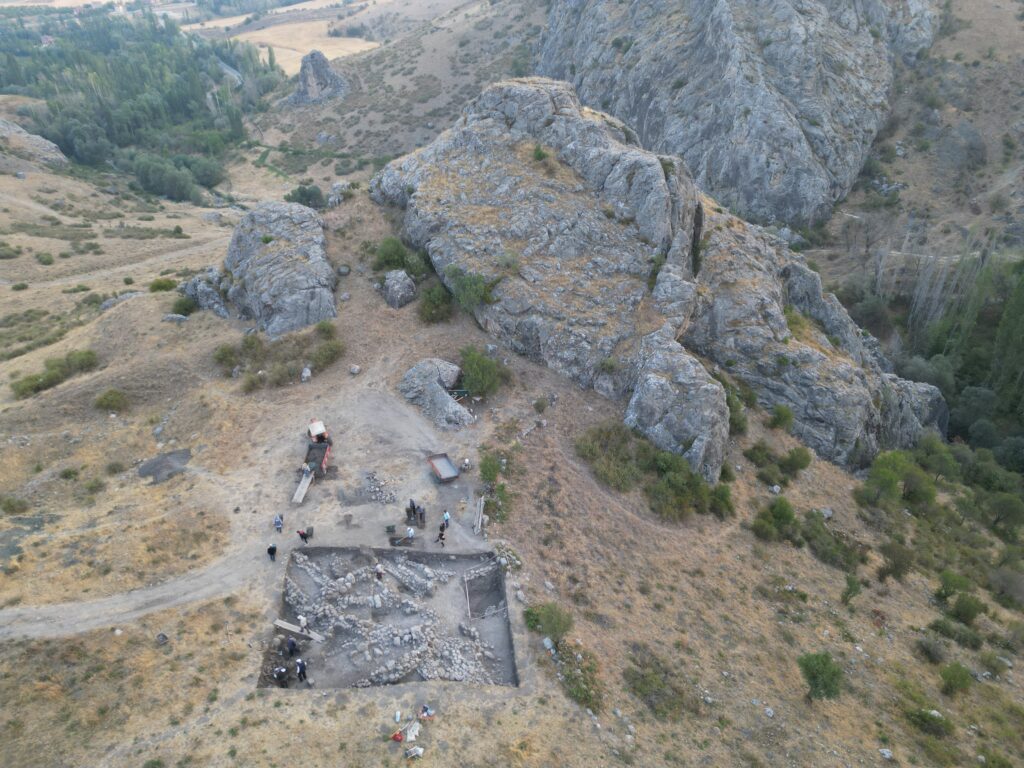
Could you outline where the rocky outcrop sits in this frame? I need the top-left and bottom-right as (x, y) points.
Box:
(625, 326), (730, 480)
(383, 270), (416, 309)
(536, 0), (938, 225)
(180, 203), (336, 336)
(179, 267), (230, 319)
(675, 199), (946, 465)
(0, 118), (68, 169)
(286, 50), (348, 106)
(371, 78), (945, 479)
(399, 359), (475, 430)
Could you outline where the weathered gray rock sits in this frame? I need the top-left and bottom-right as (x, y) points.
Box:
(536, 0), (938, 224)
(178, 267), (230, 319)
(0, 118), (68, 169)
(383, 270), (416, 309)
(625, 325), (729, 481)
(398, 359), (475, 430)
(99, 291), (144, 312)
(373, 78), (721, 476)
(328, 182), (352, 208)
(222, 203), (337, 336)
(286, 50), (348, 106)
(681, 203), (946, 465)
(371, 78), (944, 477)
(162, 313), (188, 324)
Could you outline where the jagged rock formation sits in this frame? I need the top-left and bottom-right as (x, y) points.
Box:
(383, 270), (416, 309)
(398, 359), (475, 430)
(371, 78), (944, 479)
(286, 50), (348, 106)
(0, 118), (68, 169)
(179, 203), (336, 336)
(536, 0), (938, 225)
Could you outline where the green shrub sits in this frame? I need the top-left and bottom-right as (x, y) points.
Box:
(978, 651), (1008, 676)
(213, 344), (239, 374)
(84, 478), (106, 494)
(523, 602), (573, 642)
(418, 283), (453, 323)
(726, 388), (747, 435)
(877, 541), (913, 582)
(459, 345), (508, 398)
(105, 462), (125, 475)
(916, 635), (947, 664)
(36, 252), (54, 265)
(939, 662), (972, 695)
(445, 265), (494, 313)
(59, 467), (79, 480)
(743, 441), (775, 468)
(373, 237), (408, 271)
(561, 645), (604, 713)
(284, 184), (326, 209)
(752, 497), (800, 543)
(949, 593), (985, 626)
(0, 496), (30, 515)
(779, 447), (812, 476)
(94, 388), (129, 413)
(935, 570), (973, 602)
(906, 708), (954, 736)
(240, 372), (261, 393)
(719, 463), (735, 483)
(123, 276), (134, 285)
(532, 143), (548, 162)
(171, 296), (197, 316)
(802, 511), (861, 570)
(797, 652), (843, 700)
(148, 278), (176, 292)
(12, 283), (28, 291)
(623, 644), (700, 720)
(533, 397), (548, 414)
(756, 463), (786, 488)
(768, 404), (795, 431)
(10, 349), (98, 398)
(310, 339), (344, 371)
(709, 484), (734, 520)
(929, 617), (982, 649)
(315, 319), (336, 339)
(841, 574), (862, 606)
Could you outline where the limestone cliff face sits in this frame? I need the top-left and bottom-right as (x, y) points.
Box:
(370, 78), (944, 480)
(536, 0), (938, 225)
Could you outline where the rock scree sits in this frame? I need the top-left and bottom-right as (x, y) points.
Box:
(179, 202), (337, 337)
(371, 78), (946, 479)
(536, 0), (938, 225)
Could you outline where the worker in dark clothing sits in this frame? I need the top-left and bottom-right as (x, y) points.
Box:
(297, 529), (310, 544)
(418, 505), (426, 528)
(296, 658), (308, 682)
(434, 523), (446, 548)
(267, 544), (277, 562)
(286, 637), (298, 657)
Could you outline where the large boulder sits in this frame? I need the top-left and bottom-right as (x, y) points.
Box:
(370, 78), (945, 479)
(178, 267), (230, 319)
(399, 359), (475, 430)
(286, 50), (348, 106)
(220, 203), (337, 336)
(0, 118), (68, 169)
(625, 326), (730, 481)
(383, 270), (416, 309)
(536, 0), (938, 225)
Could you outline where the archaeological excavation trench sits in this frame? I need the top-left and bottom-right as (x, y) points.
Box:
(258, 547), (518, 689)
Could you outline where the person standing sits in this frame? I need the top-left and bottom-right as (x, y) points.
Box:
(374, 562), (384, 582)
(286, 637), (297, 657)
(434, 523), (446, 548)
(442, 510), (451, 529)
(295, 658), (308, 683)
(267, 544), (277, 562)
(273, 514), (283, 533)
(297, 529), (310, 545)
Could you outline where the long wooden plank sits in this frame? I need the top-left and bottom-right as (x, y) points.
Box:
(292, 472), (312, 504)
(274, 618), (325, 642)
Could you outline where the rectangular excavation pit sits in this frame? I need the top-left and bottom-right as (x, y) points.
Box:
(258, 547), (518, 689)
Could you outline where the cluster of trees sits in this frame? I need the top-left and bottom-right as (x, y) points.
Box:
(0, 12), (282, 200)
(896, 260), (1024, 472)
